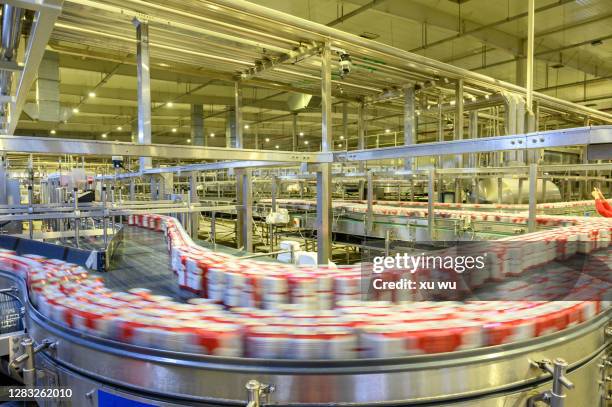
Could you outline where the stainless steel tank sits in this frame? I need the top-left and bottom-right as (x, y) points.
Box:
(477, 178), (562, 203)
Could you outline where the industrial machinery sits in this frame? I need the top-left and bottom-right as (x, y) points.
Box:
(0, 215), (612, 406)
(0, 0), (609, 405)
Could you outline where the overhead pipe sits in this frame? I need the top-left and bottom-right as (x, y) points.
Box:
(204, 0), (612, 123)
(241, 42), (321, 80)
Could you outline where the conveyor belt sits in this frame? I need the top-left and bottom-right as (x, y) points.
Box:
(59, 236), (106, 251)
(92, 226), (197, 300)
(92, 223), (612, 303)
(0, 214), (608, 406)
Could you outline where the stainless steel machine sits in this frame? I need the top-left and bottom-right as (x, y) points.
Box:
(0, 268), (608, 406)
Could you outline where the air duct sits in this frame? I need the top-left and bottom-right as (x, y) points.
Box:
(287, 93), (321, 111)
(23, 51), (69, 122)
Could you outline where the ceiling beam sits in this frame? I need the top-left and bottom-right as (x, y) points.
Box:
(0, 134), (330, 162)
(469, 34), (612, 76)
(326, 0), (390, 27)
(408, 0), (574, 52)
(345, 0), (610, 80)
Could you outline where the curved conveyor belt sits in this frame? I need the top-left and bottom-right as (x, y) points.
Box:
(0, 218), (608, 406)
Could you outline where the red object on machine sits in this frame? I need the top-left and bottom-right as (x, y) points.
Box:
(595, 199), (612, 218)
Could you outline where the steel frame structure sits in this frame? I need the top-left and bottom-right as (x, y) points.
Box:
(0, 0), (611, 263)
(0, 0), (64, 135)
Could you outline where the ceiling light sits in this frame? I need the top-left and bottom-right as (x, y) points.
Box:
(337, 143), (342, 147)
(299, 132), (304, 137)
(275, 145), (279, 149)
(171, 128), (177, 133)
(385, 129), (391, 133)
(244, 124), (249, 129)
(101, 133), (107, 138)
(167, 102), (173, 107)
(116, 126), (122, 131)
(340, 135), (345, 140)
(50, 129), (56, 135)
(210, 133), (215, 137)
(187, 138), (191, 143)
(72, 108), (79, 114)
(88, 91), (96, 98)
(304, 140), (309, 145)
(265, 137), (270, 142)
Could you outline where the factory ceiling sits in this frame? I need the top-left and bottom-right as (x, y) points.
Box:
(3, 0), (612, 151)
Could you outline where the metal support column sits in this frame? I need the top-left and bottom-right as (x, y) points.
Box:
(342, 101), (348, 150)
(73, 188), (80, 247)
(437, 96), (444, 168)
(191, 104), (205, 147)
(468, 110), (478, 168)
(189, 172), (199, 238)
(454, 178), (461, 204)
(428, 169), (435, 241)
(234, 82), (244, 148)
(0, 154), (6, 205)
(404, 83), (416, 170)
(133, 19), (152, 171)
(581, 146), (588, 199)
(271, 175), (278, 211)
(454, 79), (464, 167)
(366, 170), (373, 234)
(27, 186), (33, 239)
(528, 163), (537, 233)
(526, 0), (535, 114)
(110, 186), (116, 234)
(225, 108), (235, 148)
(236, 169), (253, 252)
(129, 179), (135, 201)
(292, 113), (298, 151)
(150, 176), (157, 200)
(102, 186), (108, 245)
(316, 41), (333, 264)
(528, 100), (540, 163)
(316, 165), (333, 262)
(357, 101), (366, 198)
(269, 175), (278, 251)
